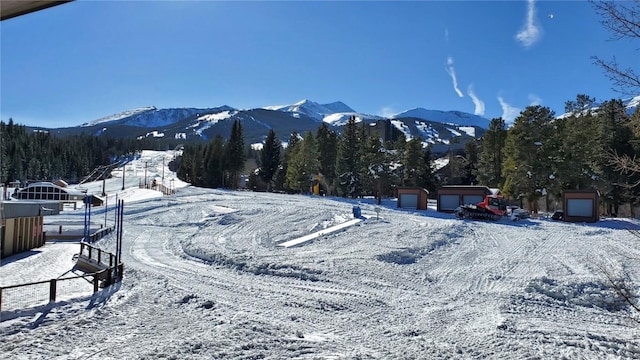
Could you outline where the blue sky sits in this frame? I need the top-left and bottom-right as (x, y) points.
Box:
(1, 0), (637, 128)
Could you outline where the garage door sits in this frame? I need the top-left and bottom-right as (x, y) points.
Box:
(400, 194), (418, 209)
(567, 199), (593, 217)
(438, 194), (459, 211)
(462, 195), (484, 206)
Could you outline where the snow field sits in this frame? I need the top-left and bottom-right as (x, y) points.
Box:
(1, 150), (640, 359)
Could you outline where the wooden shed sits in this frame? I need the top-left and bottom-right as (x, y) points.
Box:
(436, 185), (497, 213)
(397, 187), (429, 210)
(1, 201), (60, 258)
(563, 189), (599, 223)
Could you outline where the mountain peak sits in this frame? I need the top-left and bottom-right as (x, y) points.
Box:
(83, 106), (157, 127)
(266, 99), (356, 121)
(294, 99), (314, 106)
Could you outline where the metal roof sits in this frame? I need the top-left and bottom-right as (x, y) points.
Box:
(2, 200), (61, 218)
(1, 1), (72, 21)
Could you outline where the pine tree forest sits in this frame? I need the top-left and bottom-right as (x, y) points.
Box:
(0, 119), (160, 185)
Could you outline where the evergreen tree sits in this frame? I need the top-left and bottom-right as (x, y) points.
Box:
(502, 105), (557, 212)
(205, 135), (225, 188)
(475, 118), (507, 188)
(300, 131), (320, 191)
(316, 123), (338, 195)
(360, 135), (390, 203)
(176, 148), (194, 184)
(564, 94), (597, 114)
(192, 144), (206, 186)
(281, 132), (302, 192)
(597, 99), (635, 214)
(417, 145), (436, 193)
(628, 107), (640, 153)
(461, 140), (479, 185)
(223, 120), (246, 189)
(259, 129), (282, 191)
(403, 137), (424, 186)
(285, 131), (319, 193)
(553, 95), (600, 194)
(335, 116), (362, 198)
(389, 135), (407, 188)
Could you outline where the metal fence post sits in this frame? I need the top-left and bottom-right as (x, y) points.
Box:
(49, 279), (57, 302)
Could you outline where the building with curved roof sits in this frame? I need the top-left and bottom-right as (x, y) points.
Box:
(11, 182), (86, 201)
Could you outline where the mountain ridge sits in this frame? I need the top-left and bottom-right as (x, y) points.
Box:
(32, 95), (638, 152)
(36, 99), (488, 152)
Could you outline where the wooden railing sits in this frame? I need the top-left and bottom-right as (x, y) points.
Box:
(0, 243), (123, 314)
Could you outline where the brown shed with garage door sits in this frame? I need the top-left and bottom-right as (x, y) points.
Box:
(397, 187), (429, 210)
(436, 185), (497, 213)
(563, 189), (599, 223)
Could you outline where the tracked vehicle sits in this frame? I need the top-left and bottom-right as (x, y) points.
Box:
(454, 194), (508, 221)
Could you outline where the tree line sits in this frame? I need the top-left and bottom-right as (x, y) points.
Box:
(177, 95), (640, 214)
(471, 95), (640, 214)
(176, 117), (437, 203)
(0, 118), (161, 184)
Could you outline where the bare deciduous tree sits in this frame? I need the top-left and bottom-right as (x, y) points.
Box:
(591, 0), (640, 95)
(609, 150), (640, 188)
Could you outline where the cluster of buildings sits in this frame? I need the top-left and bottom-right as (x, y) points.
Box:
(396, 185), (600, 223)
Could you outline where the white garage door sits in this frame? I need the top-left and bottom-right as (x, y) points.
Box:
(400, 194), (418, 209)
(567, 199), (593, 217)
(462, 195), (484, 206)
(439, 194), (460, 211)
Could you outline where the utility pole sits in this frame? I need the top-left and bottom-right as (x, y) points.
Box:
(122, 163), (125, 191)
(162, 157), (165, 185)
(144, 161), (148, 188)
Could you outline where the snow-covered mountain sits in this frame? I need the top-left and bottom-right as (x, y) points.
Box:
(393, 108), (491, 128)
(627, 94), (640, 110)
(264, 99), (386, 126)
(264, 99), (355, 120)
(82, 106), (233, 128)
(43, 100), (487, 150)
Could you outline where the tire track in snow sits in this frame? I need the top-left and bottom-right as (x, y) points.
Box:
(121, 194), (391, 356)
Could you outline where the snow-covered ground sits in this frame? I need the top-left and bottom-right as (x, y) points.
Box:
(1, 150), (640, 359)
